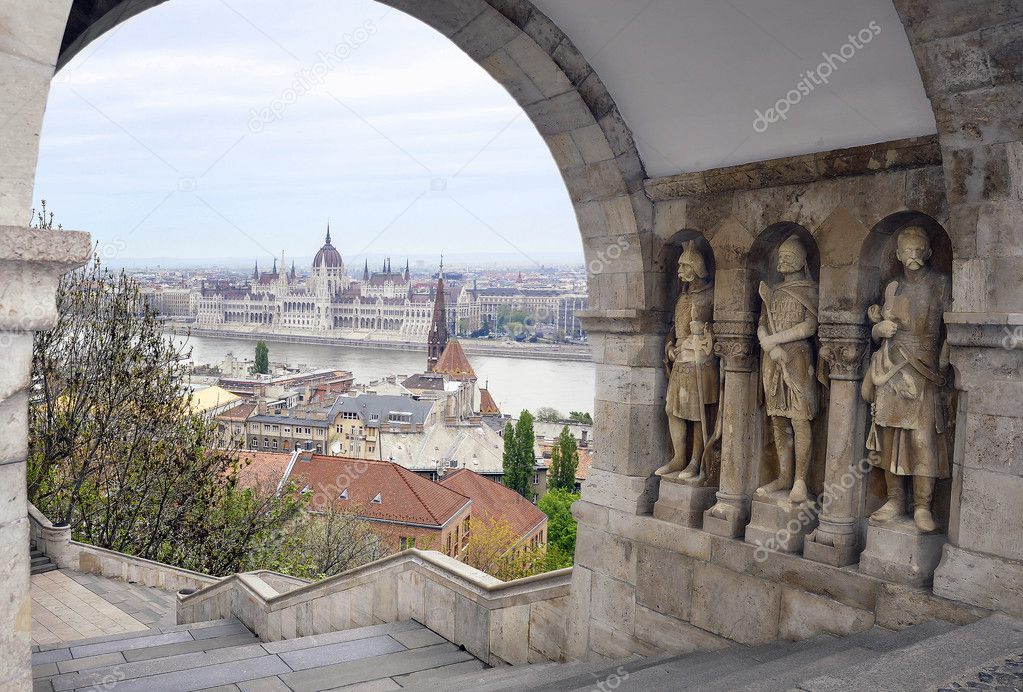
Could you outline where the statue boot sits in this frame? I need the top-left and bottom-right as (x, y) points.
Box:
(913, 476), (937, 533)
(871, 470), (904, 523)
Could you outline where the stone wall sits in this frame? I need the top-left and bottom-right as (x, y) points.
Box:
(569, 137), (1012, 660)
(568, 500), (987, 659)
(28, 503), (219, 593)
(178, 549), (572, 666)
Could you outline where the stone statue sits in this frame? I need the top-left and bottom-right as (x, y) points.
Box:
(756, 234), (819, 504)
(862, 226), (951, 533)
(656, 242), (719, 485)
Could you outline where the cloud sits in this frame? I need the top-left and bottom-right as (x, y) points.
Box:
(35, 0), (581, 261)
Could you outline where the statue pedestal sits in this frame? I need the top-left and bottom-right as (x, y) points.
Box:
(744, 490), (819, 554)
(653, 478), (718, 528)
(859, 516), (946, 587)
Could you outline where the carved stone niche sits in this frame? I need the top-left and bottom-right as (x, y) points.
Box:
(742, 224), (828, 555)
(855, 212), (956, 586)
(652, 230), (722, 528)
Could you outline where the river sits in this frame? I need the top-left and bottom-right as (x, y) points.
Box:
(172, 333), (597, 417)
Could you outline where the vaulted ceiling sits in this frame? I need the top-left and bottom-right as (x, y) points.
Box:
(60, 0), (937, 179)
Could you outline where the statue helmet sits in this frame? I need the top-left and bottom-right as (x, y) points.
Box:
(777, 233), (808, 270)
(678, 241), (708, 279)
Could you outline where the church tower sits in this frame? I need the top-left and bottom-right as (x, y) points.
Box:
(427, 259), (449, 372)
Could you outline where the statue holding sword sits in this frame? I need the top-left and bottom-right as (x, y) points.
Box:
(756, 234), (820, 504)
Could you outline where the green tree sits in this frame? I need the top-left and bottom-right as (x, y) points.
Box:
(28, 255), (302, 576)
(548, 426), (579, 491)
(511, 410), (536, 497)
(538, 489), (579, 569)
(569, 411), (593, 424)
(502, 421), (520, 493)
(254, 340), (269, 374)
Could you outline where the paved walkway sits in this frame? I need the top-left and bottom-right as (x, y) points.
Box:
(31, 570), (177, 646)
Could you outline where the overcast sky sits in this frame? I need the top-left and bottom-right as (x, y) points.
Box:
(34, 0), (581, 265)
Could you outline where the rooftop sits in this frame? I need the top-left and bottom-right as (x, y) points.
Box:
(433, 340), (476, 381)
(440, 469), (547, 541)
(287, 455), (471, 528)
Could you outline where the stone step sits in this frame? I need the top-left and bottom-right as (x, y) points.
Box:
(690, 621), (960, 692)
(429, 661), (568, 691)
(31, 562), (58, 575)
(797, 613), (1023, 691)
(280, 641), (477, 691)
(538, 636), (835, 692)
(31, 549), (44, 558)
(33, 618), (483, 692)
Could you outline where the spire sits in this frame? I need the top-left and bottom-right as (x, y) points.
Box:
(404, 259), (410, 281)
(386, 257), (391, 274)
(363, 259), (369, 281)
(253, 261), (259, 280)
(427, 258), (449, 372)
(290, 260), (296, 280)
(272, 257), (277, 274)
(325, 222), (332, 245)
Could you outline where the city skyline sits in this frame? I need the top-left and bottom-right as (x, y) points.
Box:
(33, 0), (582, 261)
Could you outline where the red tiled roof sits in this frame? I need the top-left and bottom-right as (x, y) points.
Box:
(233, 450), (292, 490)
(575, 448), (593, 481)
(478, 388), (500, 415)
(434, 340), (476, 381)
(440, 469), (547, 540)
(287, 455), (470, 527)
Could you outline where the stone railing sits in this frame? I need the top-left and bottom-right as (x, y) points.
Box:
(177, 550), (572, 666)
(28, 502), (218, 593)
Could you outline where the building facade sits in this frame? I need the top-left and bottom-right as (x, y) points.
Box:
(196, 229), (441, 342)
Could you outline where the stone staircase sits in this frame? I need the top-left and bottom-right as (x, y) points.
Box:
(30, 541), (57, 575)
(31, 613), (1023, 691)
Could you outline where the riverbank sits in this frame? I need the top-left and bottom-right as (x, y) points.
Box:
(168, 332), (597, 415)
(165, 324), (593, 363)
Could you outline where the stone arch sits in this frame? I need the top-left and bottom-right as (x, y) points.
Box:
(56, 0), (652, 312)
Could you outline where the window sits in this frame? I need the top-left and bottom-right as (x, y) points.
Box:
(263, 438), (270, 449)
(371, 492), (382, 504)
(339, 488), (348, 500)
(533, 473), (540, 485)
(400, 536), (416, 550)
(271, 439), (278, 450)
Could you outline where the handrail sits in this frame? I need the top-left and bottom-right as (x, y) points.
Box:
(177, 549), (573, 666)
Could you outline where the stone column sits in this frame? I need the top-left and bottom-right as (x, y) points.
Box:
(803, 323), (870, 567)
(702, 319), (758, 538)
(566, 310), (667, 660)
(0, 228), (91, 690)
(893, 0), (1023, 614)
